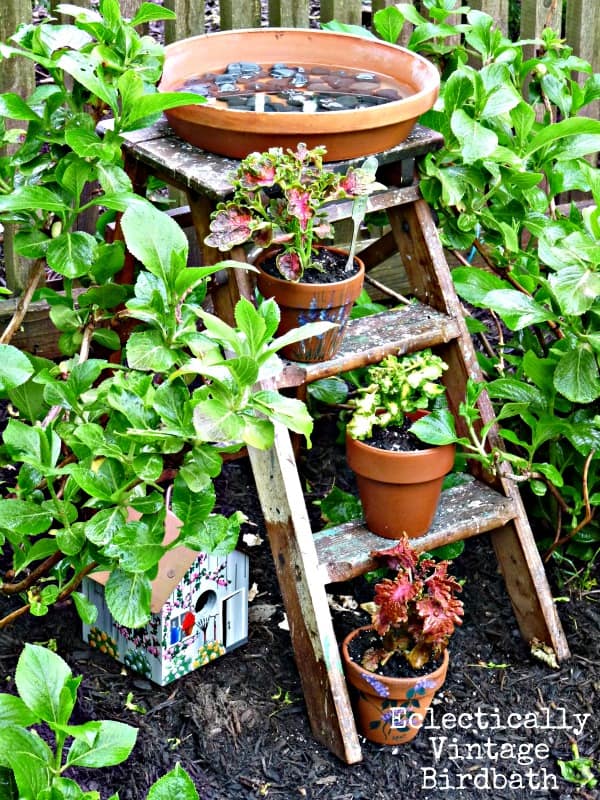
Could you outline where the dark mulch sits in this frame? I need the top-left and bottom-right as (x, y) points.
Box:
(1, 417), (599, 800)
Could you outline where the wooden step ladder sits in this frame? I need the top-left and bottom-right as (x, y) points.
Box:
(119, 122), (570, 765)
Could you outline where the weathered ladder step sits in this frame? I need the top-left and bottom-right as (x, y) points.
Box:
(314, 479), (517, 584)
(277, 303), (462, 388)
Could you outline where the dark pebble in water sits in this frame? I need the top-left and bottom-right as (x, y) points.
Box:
(271, 67), (296, 79)
(318, 98), (345, 110)
(228, 61), (261, 75)
(214, 73), (233, 83)
(335, 95), (360, 109)
(358, 95), (388, 106)
(349, 81), (380, 92)
(374, 88), (401, 100)
(224, 96), (249, 108)
(307, 81), (331, 92)
(237, 81), (262, 93)
(286, 93), (306, 107)
(216, 82), (238, 93)
(184, 81), (211, 95)
(291, 74), (308, 88)
(262, 78), (290, 91)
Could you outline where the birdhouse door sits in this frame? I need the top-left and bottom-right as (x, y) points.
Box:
(222, 590), (247, 648)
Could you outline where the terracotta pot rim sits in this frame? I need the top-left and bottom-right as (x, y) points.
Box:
(342, 625), (449, 689)
(346, 432), (455, 461)
(255, 246), (365, 292)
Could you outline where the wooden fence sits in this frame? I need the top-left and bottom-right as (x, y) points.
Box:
(163, 1), (597, 65)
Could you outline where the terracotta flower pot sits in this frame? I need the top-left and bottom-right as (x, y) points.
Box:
(256, 248), (364, 362)
(346, 433), (455, 539)
(342, 626), (449, 745)
(159, 28), (440, 161)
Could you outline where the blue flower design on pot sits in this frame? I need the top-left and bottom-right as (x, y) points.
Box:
(361, 671), (390, 698)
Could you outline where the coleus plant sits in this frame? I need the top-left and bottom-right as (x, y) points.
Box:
(204, 142), (382, 280)
(360, 534), (464, 671)
(345, 349), (448, 440)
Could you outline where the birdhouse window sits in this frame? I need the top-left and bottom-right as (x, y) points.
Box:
(169, 610), (197, 644)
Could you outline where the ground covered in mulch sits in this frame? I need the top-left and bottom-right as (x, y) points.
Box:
(1, 418), (599, 800)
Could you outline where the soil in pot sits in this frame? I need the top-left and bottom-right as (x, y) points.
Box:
(259, 246), (360, 285)
(256, 246), (364, 362)
(360, 418), (432, 453)
(342, 626), (449, 745)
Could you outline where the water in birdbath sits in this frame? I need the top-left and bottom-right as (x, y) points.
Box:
(174, 61), (415, 113)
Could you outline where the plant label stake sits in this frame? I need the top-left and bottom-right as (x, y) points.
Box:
(346, 157), (378, 272)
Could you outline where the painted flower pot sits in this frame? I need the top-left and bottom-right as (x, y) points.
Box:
(159, 28), (440, 161)
(346, 433), (455, 539)
(256, 248), (364, 362)
(342, 626), (449, 745)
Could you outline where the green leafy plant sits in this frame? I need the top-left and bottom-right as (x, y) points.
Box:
(0, 0), (202, 342)
(0, 2), (336, 631)
(359, 534), (464, 671)
(328, 1), (600, 567)
(204, 143), (382, 280)
(0, 643), (199, 800)
(345, 349), (448, 441)
(0, 204), (330, 631)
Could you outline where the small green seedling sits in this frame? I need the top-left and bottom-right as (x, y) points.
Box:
(125, 691), (147, 715)
(0, 643), (137, 799)
(558, 742), (598, 789)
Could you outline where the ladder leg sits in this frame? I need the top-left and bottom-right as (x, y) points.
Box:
(387, 198), (570, 661)
(247, 424), (363, 764)
(184, 196), (362, 758)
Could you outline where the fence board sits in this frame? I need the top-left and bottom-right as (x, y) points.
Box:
(164, 0), (204, 42)
(320, 0), (363, 26)
(520, 0), (563, 39)
(219, 0), (262, 30)
(469, 0), (509, 36)
(1, 0), (35, 293)
(566, 0), (600, 122)
(268, 0), (311, 28)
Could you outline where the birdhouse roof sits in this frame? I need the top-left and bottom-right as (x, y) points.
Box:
(88, 505), (201, 614)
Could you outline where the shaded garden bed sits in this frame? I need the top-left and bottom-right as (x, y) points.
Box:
(1, 420), (598, 800)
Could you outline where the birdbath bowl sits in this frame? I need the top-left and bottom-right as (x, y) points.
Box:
(159, 28), (440, 162)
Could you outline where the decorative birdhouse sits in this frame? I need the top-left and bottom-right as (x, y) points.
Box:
(82, 498), (249, 685)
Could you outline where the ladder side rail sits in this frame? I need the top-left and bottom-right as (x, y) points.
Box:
(387, 198), (570, 661)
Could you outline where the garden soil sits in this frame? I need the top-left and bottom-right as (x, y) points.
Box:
(1, 419), (599, 800)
